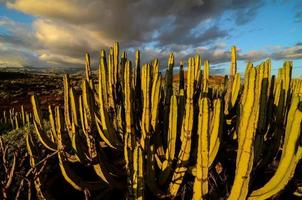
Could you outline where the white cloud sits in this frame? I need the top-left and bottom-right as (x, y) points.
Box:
(0, 0), (301, 70)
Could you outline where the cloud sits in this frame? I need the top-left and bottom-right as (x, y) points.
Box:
(232, 0), (263, 25)
(0, 0), (299, 70)
(293, 1), (302, 23)
(0, 0), (265, 68)
(0, 17), (46, 67)
(0, 42), (45, 67)
(270, 44), (302, 60)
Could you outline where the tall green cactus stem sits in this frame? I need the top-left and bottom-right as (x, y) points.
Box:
(273, 68), (282, 106)
(224, 46), (239, 115)
(48, 105), (80, 162)
(31, 95), (57, 151)
(81, 80), (95, 134)
(282, 61), (292, 105)
(179, 60), (185, 92)
(133, 50), (142, 136)
(265, 60), (272, 97)
(274, 61), (292, 125)
(55, 106), (106, 192)
(165, 53), (174, 101)
(133, 144), (144, 200)
(158, 95), (178, 185)
(140, 64), (158, 193)
(257, 62), (269, 133)
(165, 95), (178, 164)
(249, 95), (302, 200)
(14, 115), (19, 129)
(194, 55), (201, 82)
(193, 97), (210, 200)
(272, 62), (292, 162)
(80, 88), (123, 187)
(151, 64), (164, 164)
(146, 142), (167, 199)
(132, 144), (139, 200)
(9, 109), (14, 129)
(228, 67), (257, 200)
(253, 62), (270, 163)
(78, 80), (120, 177)
(134, 50), (141, 98)
(107, 47), (116, 111)
(231, 73), (241, 108)
(64, 75), (86, 154)
(124, 60), (133, 149)
(241, 62), (253, 105)
(0, 141), (16, 200)
(21, 105), (25, 126)
(203, 60), (209, 94)
(209, 99), (222, 166)
(152, 59), (159, 80)
(163, 53), (174, 139)
(151, 62), (161, 131)
(80, 80), (103, 160)
(25, 132), (47, 199)
(48, 105), (57, 142)
(99, 50), (108, 107)
(124, 60), (135, 198)
(63, 74), (73, 138)
(113, 42), (119, 87)
(3, 110), (7, 124)
(85, 52), (92, 86)
(169, 57), (194, 197)
(120, 51), (127, 88)
(68, 85), (94, 164)
(141, 64), (151, 147)
(230, 46), (237, 76)
(69, 87), (79, 132)
(97, 59), (122, 149)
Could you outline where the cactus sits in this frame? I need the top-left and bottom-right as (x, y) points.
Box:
(169, 57), (195, 197)
(224, 46), (240, 115)
(31, 95), (57, 151)
(21, 105), (25, 126)
(193, 97), (210, 200)
(25, 129), (48, 199)
(249, 95), (302, 200)
(229, 66), (257, 200)
(0, 137), (16, 200)
(158, 95), (177, 185)
(0, 41), (294, 199)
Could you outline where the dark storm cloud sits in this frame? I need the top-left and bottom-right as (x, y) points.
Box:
(3, 0), (299, 69)
(7, 0), (265, 47)
(156, 0), (263, 47)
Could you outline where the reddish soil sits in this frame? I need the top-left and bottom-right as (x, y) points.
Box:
(0, 72), (65, 113)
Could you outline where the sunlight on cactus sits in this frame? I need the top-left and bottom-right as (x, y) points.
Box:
(1, 41), (302, 199)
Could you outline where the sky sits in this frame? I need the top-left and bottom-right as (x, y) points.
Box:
(0, 0), (301, 76)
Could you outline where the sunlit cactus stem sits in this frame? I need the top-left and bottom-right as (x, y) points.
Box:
(230, 46), (237, 76)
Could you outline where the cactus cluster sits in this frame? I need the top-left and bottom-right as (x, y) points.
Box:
(1, 42), (302, 199)
(0, 106), (32, 130)
(0, 137), (16, 199)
